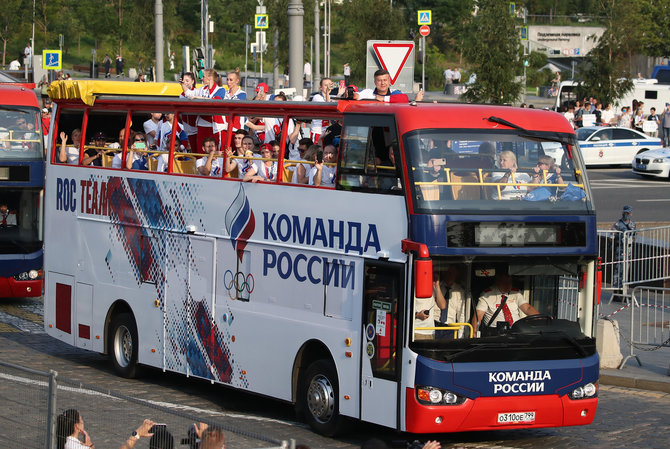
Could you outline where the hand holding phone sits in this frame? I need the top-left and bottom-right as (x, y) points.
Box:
(316, 150), (324, 164)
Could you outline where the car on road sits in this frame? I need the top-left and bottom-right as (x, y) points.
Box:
(576, 126), (663, 166)
(632, 148), (670, 178)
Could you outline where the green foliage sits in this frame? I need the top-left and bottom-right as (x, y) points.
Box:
(461, 0), (522, 104)
(526, 50), (552, 86)
(341, 0), (406, 84)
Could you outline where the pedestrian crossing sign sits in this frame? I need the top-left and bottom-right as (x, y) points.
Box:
(42, 50), (62, 70)
(255, 14), (269, 29)
(417, 10), (431, 25)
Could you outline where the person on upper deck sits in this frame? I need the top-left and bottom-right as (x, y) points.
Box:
(491, 150), (530, 200)
(310, 77), (335, 143)
(196, 137), (223, 177)
(225, 135), (256, 179)
(82, 131), (108, 166)
(309, 144), (337, 187)
(58, 129), (81, 164)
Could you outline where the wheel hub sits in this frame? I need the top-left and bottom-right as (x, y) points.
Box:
(114, 325), (132, 368)
(307, 374), (334, 423)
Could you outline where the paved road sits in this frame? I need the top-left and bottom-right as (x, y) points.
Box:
(1, 297), (669, 448)
(588, 167), (670, 225)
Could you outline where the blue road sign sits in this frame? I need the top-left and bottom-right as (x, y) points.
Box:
(42, 50), (62, 70)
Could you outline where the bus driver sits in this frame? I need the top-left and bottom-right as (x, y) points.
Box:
(473, 273), (539, 335)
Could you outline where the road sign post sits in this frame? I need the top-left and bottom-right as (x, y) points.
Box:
(255, 6), (268, 85)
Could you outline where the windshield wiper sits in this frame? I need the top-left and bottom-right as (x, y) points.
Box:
(487, 116), (574, 146)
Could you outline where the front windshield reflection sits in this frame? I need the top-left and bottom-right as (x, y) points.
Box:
(404, 131), (591, 213)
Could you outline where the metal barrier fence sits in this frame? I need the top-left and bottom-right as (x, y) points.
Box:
(0, 361), (293, 449)
(618, 286), (670, 369)
(557, 276), (579, 322)
(597, 226), (670, 295)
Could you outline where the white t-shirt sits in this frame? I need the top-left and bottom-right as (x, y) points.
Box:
(196, 156), (224, 176)
(9, 60), (20, 70)
(63, 146), (79, 164)
(414, 296), (437, 336)
(492, 171), (531, 200)
(476, 286), (528, 327)
(143, 119), (160, 147)
(308, 164), (336, 186)
(311, 93), (330, 135)
(252, 161), (278, 181)
(64, 436), (89, 449)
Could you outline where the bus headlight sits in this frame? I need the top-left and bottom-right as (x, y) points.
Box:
(416, 385), (466, 406)
(13, 270), (43, 281)
(569, 382), (597, 400)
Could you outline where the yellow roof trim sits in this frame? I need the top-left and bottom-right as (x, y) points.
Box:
(47, 80), (184, 106)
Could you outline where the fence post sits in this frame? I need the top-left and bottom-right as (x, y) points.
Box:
(618, 288), (642, 369)
(46, 370), (58, 449)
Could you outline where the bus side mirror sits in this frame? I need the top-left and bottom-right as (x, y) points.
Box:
(414, 258), (433, 298)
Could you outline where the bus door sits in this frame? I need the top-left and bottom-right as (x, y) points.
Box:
(360, 261), (403, 428)
(163, 235), (216, 378)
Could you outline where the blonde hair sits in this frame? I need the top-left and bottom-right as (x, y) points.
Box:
(303, 144), (320, 162)
(499, 150), (517, 169)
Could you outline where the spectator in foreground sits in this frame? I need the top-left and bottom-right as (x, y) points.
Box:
(118, 419), (156, 449)
(56, 409), (94, 449)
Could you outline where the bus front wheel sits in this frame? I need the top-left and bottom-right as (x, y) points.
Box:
(300, 359), (343, 436)
(109, 313), (139, 378)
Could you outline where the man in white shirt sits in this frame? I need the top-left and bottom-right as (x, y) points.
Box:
(143, 113), (163, 147)
(0, 204), (17, 227)
(196, 138), (224, 176)
(311, 78), (334, 143)
(473, 274), (539, 334)
(443, 68), (454, 94)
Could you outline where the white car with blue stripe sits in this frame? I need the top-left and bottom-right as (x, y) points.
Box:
(576, 126), (663, 166)
(632, 148), (670, 178)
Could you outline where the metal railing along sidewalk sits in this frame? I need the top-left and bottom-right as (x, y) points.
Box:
(0, 360), (295, 449)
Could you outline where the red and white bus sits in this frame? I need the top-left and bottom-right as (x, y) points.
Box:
(44, 80), (599, 435)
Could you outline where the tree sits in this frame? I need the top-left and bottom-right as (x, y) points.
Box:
(340, 0), (406, 84)
(574, 0), (634, 106)
(637, 0), (670, 58)
(461, 0), (522, 104)
(0, 0), (30, 66)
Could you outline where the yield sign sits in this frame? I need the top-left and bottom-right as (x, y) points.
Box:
(372, 43), (414, 85)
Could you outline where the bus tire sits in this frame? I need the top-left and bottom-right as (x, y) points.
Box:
(300, 359), (343, 436)
(109, 313), (139, 378)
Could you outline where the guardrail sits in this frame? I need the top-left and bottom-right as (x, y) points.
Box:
(618, 286), (670, 370)
(0, 361), (295, 449)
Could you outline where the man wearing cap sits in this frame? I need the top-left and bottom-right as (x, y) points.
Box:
(82, 132), (108, 166)
(661, 103), (670, 147)
(611, 205), (637, 289)
(254, 82), (270, 100)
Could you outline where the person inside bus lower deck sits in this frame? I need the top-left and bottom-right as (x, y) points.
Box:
(433, 265), (467, 338)
(244, 142), (277, 182)
(82, 131), (108, 166)
(473, 273), (539, 336)
(0, 204), (17, 227)
(196, 137), (224, 177)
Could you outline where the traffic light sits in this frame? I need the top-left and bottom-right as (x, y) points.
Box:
(193, 47), (205, 80)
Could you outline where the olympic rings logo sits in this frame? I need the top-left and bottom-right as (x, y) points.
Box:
(224, 270), (255, 294)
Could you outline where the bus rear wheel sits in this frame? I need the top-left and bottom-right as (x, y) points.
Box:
(109, 313), (139, 378)
(300, 359), (343, 436)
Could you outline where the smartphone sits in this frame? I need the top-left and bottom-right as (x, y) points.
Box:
(134, 142), (146, 149)
(423, 310), (430, 315)
(316, 149), (323, 163)
(339, 80), (345, 90)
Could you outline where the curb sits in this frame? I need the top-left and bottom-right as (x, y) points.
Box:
(599, 373), (670, 394)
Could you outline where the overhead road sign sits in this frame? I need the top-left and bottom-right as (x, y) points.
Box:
(255, 14), (268, 29)
(419, 25), (430, 37)
(42, 50), (62, 70)
(372, 43), (414, 85)
(418, 10), (431, 25)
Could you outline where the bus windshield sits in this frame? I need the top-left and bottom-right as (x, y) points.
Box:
(0, 107), (43, 160)
(404, 130), (591, 214)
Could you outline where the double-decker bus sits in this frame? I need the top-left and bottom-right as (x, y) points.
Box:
(0, 85), (44, 297)
(44, 80), (599, 435)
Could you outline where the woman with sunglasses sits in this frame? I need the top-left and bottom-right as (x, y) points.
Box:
(125, 132), (150, 170)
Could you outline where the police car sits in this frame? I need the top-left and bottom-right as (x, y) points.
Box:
(632, 148), (670, 178)
(576, 126), (663, 166)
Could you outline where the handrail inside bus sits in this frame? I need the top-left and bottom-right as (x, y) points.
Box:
(414, 322), (474, 339)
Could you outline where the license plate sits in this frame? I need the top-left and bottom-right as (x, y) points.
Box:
(637, 163), (646, 170)
(497, 411), (535, 424)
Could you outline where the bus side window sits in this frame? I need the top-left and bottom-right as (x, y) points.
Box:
(55, 109), (85, 165)
(338, 116), (402, 194)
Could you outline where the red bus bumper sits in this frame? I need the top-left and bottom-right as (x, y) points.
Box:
(405, 388), (597, 433)
(0, 277), (42, 298)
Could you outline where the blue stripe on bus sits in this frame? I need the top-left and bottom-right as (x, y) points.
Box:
(0, 160), (44, 188)
(415, 353), (599, 399)
(409, 214), (597, 256)
(0, 249), (42, 278)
